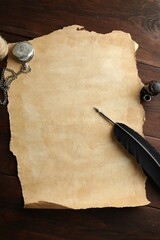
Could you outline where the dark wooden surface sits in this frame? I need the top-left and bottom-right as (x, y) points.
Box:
(0, 1), (160, 239)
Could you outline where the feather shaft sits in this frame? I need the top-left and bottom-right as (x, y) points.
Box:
(94, 107), (160, 189)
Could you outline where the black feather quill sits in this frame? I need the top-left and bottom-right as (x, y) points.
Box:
(94, 107), (160, 189)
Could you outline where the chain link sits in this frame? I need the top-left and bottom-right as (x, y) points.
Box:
(0, 69), (8, 105)
(0, 64), (31, 105)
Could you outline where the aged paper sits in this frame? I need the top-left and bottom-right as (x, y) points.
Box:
(8, 25), (149, 208)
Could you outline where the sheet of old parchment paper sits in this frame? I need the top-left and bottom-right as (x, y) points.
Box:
(8, 25), (149, 208)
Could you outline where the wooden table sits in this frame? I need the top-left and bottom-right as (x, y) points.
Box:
(0, 1), (160, 239)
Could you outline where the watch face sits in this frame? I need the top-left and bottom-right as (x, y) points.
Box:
(12, 41), (35, 63)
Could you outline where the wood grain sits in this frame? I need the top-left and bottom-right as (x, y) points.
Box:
(1, 207), (160, 240)
(1, 0), (160, 66)
(0, 0), (160, 239)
